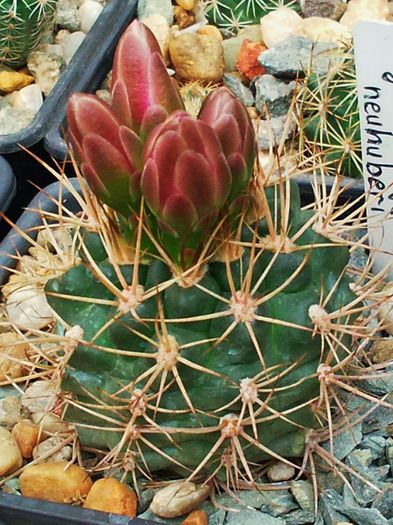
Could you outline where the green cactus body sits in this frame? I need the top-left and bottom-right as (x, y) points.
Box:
(300, 51), (362, 179)
(45, 181), (356, 479)
(0, 0), (58, 68)
(204, 0), (300, 33)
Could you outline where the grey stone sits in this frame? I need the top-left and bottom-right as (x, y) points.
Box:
(319, 490), (347, 525)
(314, 513), (324, 525)
(209, 509), (226, 525)
(290, 480), (314, 511)
(357, 370), (393, 396)
(372, 485), (393, 519)
(200, 500), (216, 515)
(322, 423), (362, 460)
(137, 0), (173, 25)
(342, 507), (389, 525)
(301, 0), (347, 20)
(137, 509), (183, 524)
(223, 74), (254, 107)
(361, 436), (386, 460)
(359, 394), (393, 435)
(387, 446), (393, 472)
(370, 465), (391, 482)
(347, 449), (373, 468)
(56, 0), (81, 31)
(346, 452), (381, 506)
(259, 490), (298, 516)
(0, 106), (36, 135)
(316, 470), (345, 493)
(137, 488), (157, 514)
(342, 483), (358, 508)
(226, 509), (285, 525)
(258, 36), (339, 79)
(285, 509), (315, 524)
(236, 491), (266, 508)
(216, 492), (243, 510)
(255, 75), (295, 118)
(257, 113), (296, 150)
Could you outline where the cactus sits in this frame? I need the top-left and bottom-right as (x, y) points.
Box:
(0, 0), (58, 68)
(40, 21), (373, 488)
(179, 81), (217, 118)
(298, 50), (362, 179)
(202, 0), (300, 33)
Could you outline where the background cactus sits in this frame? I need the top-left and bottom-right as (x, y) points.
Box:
(298, 50), (362, 179)
(0, 0), (58, 68)
(202, 0), (300, 33)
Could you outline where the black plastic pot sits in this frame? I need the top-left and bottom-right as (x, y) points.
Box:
(295, 174), (364, 203)
(44, 0), (138, 161)
(0, 178), (81, 285)
(0, 156), (16, 216)
(0, 0), (138, 155)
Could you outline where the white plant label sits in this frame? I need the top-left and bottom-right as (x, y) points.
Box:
(353, 20), (393, 278)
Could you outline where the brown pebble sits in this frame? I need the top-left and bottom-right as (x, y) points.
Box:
(12, 419), (41, 458)
(174, 6), (195, 29)
(84, 478), (137, 517)
(197, 25), (223, 41)
(182, 509), (208, 525)
(20, 462), (93, 504)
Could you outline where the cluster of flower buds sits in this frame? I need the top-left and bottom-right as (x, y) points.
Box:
(67, 20), (256, 241)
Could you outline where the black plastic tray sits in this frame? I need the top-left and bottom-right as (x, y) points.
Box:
(0, 156), (16, 214)
(0, 492), (155, 525)
(0, 0), (138, 155)
(44, 0), (138, 160)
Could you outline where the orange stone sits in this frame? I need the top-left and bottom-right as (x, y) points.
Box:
(236, 39), (267, 80)
(83, 478), (137, 517)
(182, 510), (208, 525)
(12, 419), (41, 458)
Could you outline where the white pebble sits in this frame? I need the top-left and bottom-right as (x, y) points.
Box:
(79, 0), (103, 33)
(340, 0), (389, 30)
(22, 381), (57, 415)
(11, 84), (43, 112)
(60, 31), (86, 63)
(260, 7), (304, 48)
(5, 282), (54, 330)
(267, 461), (296, 482)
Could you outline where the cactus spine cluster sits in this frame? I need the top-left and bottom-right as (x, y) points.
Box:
(298, 49), (362, 179)
(0, 0), (58, 68)
(203, 0), (300, 33)
(40, 21), (371, 489)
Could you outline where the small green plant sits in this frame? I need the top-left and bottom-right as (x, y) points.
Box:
(202, 0), (300, 33)
(298, 50), (362, 179)
(0, 0), (58, 68)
